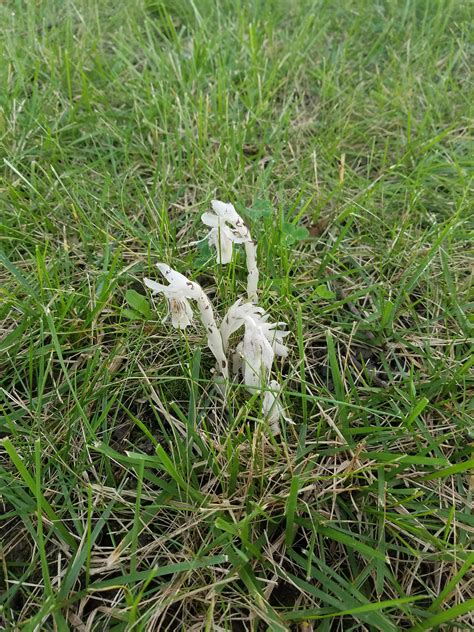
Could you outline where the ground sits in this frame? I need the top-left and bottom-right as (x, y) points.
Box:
(0, 0), (473, 630)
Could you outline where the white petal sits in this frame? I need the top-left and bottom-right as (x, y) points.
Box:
(262, 380), (291, 435)
(184, 297), (193, 322)
(262, 382), (278, 416)
(262, 324), (290, 357)
(243, 361), (261, 389)
(265, 330), (289, 357)
(262, 382), (280, 429)
(245, 318), (274, 371)
(241, 333), (261, 387)
(262, 322), (289, 335)
(156, 263), (189, 287)
(241, 326), (274, 388)
(244, 240), (258, 299)
(223, 225), (250, 244)
(220, 299), (244, 351)
(207, 224), (248, 260)
(217, 231), (233, 264)
(273, 341), (289, 357)
(233, 341), (244, 376)
(156, 263), (201, 299)
(201, 212), (220, 227)
(169, 297), (193, 329)
(144, 278), (169, 295)
(221, 300), (266, 351)
(206, 325), (229, 378)
(259, 332), (275, 371)
(193, 292), (228, 379)
(211, 199), (240, 224)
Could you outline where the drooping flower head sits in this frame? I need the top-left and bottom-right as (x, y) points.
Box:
(202, 199), (259, 300)
(222, 299), (289, 356)
(201, 200), (251, 265)
(223, 299), (289, 387)
(144, 264), (229, 379)
(220, 298), (265, 351)
(238, 315), (275, 388)
(144, 263), (201, 329)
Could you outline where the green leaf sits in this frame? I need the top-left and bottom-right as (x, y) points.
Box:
(196, 239), (211, 261)
(422, 458), (474, 481)
(285, 475), (300, 548)
(0, 249), (39, 305)
(282, 221), (309, 244)
(429, 552), (474, 611)
(125, 289), (151, 318)
(244, 199), (272, 219)
(408, 598), (474, 631)
(90, 555), (229, 589)
(122, 307), (143, 321)
(325, 329), (349, 440)
(317, 524), (386, 561)
(215, 517), (238, 535)
(315, 284), (336, 300)
(155, 444), (205, 503)
(292, 226), (309, 240)
(380, 299), (395, 330)
(0, 318), (28, 352)
(404, 397), (429, 429)
(284, 595), (426, 622)
(1, 438), (77, 550)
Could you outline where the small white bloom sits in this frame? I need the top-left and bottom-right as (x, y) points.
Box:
(239, 316), (275, 388)
(220, 298), (265, 351)
(221, 299), (289, 357)
(144, 263), (201, 330)
(262, 380), (293, 435)
(202, 200), (251, 264)
(259, 318), (290, 358)
(202, 199), (259, 299)
(144, 264), (228, 379)
(235, 308), (289, 388)
(208, 199), (242, 224)
(206, 224), (241, 264)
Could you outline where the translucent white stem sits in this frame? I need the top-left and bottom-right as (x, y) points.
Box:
(220, 299), (245, 353)
(195, 291), (229, 380)
(220, 317), (232, 354)
(262, 380), (285, 436)
(244, 240), (259, 301)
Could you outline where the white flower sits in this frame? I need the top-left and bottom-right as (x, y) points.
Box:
(235, 311), (289, 388)
(206, 200), (242, 224)
(144, 263), (201, 330)
(257, 316), (289, 359)
(237, 316), (275, 388)
(201, 199), (259, 299)
(222, 299), (289, 357)
(202, 200), (251, 264)
(144, 264), (229, 379)
(220, 298), (265, 351)
(262, 380), (293, 435)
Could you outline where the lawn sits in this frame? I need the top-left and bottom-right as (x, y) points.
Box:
(1, 0), (473, 629)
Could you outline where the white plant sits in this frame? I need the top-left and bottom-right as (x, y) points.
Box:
(201, 200), (250, 265)
(144, 263), (228, 379)
(220, 298), (265, 352)
(262, 380), (293, 436)
(144, 263), (199, 329)
(221, 299), (289, 382)
(203, 200), (259, 300)
(143, 197), (291, 434)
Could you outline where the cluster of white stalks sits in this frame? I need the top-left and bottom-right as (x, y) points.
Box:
(144, 199), (292, 435)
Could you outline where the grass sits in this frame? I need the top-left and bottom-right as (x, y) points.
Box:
(0, 0), (473, 629)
